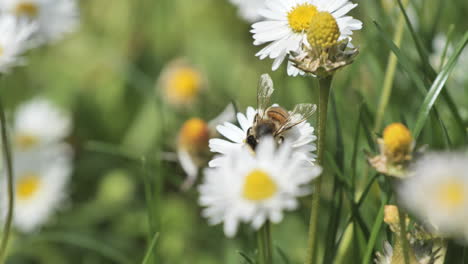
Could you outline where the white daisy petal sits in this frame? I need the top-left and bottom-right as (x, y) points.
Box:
(199, 138), (321, 237)
(251, 0), (361, 76)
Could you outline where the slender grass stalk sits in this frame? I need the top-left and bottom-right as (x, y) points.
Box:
(0, 96), (15, 264)
(398, 210), (410, 264)
(374, 0), (409, 132)
(257, 221), (273, 264)
(305, 75), (332, 264)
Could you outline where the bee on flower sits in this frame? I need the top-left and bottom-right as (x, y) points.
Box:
(209, 74), (317, 167)
(177, 104), (235, 190)
(0, 0), (79, 45)
(251, 0), (362, 76)
(199, 137), (321, 237)
(375, 206), (440, 264)
(0, 14), (37, 73)
(368, 123), (414, 178)
(397, 152), (468, 243)
(157, 59), (206, 108)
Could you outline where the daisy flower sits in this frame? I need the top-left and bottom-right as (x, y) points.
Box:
(199, 137), (321, 237)
(209, 105), (317, 167)
(1, 145), (72, 232)
(0, 14), (36, 73)
(398, 152), (468, 241)
(177, 104), (235, 189)
(157, 58), (206, 107)
(13, 98), (71, 152)
(0, 0), (79, 44)
(228, 0), (266, 22)
(251, 0), (362, 76)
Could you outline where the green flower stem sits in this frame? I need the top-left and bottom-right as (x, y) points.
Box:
(374, 0), (409, 132)
(305, 75), (332, 264)
(0, 96), (14, 264)
(257, 221), (273, 264)
(398, 210), (410, 264)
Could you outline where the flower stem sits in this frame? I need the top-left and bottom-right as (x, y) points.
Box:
(398, 210), (410, 264)
(257, 221), (273, 264)
(305, 75), (332, 264)
(0, 96), (14, 264)
(373, 0), (408, 133)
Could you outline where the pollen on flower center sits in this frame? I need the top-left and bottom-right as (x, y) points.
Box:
(307, 12), (340, 49)
(243, 169), (277, 201)
(16, 173), (41, 201)
(15, 133), (39, 150)
(179, 118), (210, 148)
(287, 4), (318, 33)
(14, 2), (39, 17)
(167, 68), (202, 101)
(383, 123), (412, 157)
(437, 180), (465, 209)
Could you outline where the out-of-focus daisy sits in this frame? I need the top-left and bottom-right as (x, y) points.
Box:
(398, 152), (468, 241)
(228, 0), (266, 22)
(0, 0), (79, 44)
(177, 104), (235, 189)
(430, 33), (468, 84)
(0, 14), (36, 73)
(157, 59), (206, 107)
(13, 98), (71, 152)
(368, 123), (413, 178)
(209, 105), (317, 167)
(251, 0), (362, 76)
(199, 137), (321, 237)
(1, 145), (72, 232)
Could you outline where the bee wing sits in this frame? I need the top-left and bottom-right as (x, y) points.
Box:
(275, 104), (317, 135)
(257, 74), (274, 119)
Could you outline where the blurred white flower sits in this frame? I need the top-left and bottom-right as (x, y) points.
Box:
(209, 106), (317, 167)
(1, 145), (72, 232)
(177, 104), (235, 189)
(13, 98), (71, 152)
(228, 0), (266, 22)
(199, 137), (321, 237)
(0, 0), (79, 44)
(398, 152), (468, 241)
(157, 59), (206, 108)
(430, 33), (468, 84)
(251, 0), (362, 76)
(0, 14), (36, 73)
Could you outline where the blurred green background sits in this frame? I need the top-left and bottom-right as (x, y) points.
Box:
(2, 0), (468, 263)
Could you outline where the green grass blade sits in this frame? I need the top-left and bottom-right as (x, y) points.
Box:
(412, 32), (468, 140)
(275, 246), (291, 264)
(362, 193), (391, 264)
(141, 232), (160, 264)
(29, 231), (132, 264)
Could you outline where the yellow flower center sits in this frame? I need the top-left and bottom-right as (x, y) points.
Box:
(287, 4), (318, 33)
(166, 67), (202, 104)
(14, 2), (39, 17)
(15, 133), (39, 150)
(179, 118), (210, 148)
(383, 123), (412, 159)
(436, 180), (465, 210)
(307, 12), (340, 49)
(16, 173), (41, 201)
(243, 169), (277, 201)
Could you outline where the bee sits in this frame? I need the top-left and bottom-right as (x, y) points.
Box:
(246, 74), (317, 150)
